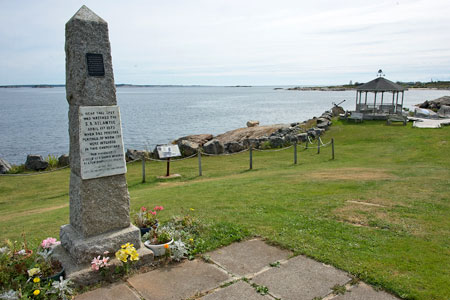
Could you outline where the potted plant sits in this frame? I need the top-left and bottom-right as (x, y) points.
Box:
(143, 226), (173, 257)
(0, 237), (73, 299)
(34, 237), (65, 282)
(133, 205), (164, 236)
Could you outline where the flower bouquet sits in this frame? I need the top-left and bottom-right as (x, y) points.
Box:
(133, 205), (164, 235)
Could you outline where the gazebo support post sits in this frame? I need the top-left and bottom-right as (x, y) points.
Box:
(400, 91), (404, 112)
(381, 92), (384, 112)
(373, 92), (377, 114)
(395, 92), (399, 114)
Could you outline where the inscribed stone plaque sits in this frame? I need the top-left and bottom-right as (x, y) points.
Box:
(79, 106), (126, 179)
(86, 53), (105, 76)
(157, 144), (181, 158)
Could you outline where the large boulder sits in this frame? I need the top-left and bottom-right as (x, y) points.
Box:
(0, 158), (11, 174)
(246, 120), (260, 127)
(202, 139), (224, 155)
(215, 124), (286, 145)
(269, 136), (285, 148)
(25, 155), (48, 171)
(437, 105), (450, 118)
(178, 140), (199, 156)
(331, 106), (345, 116)
(225, 141), (245, 153)
(243, 138), (260, 149)
(418, 96), (450, 111)
(58, 154), (70, 167)
(414, 108), (439, 119)
(296, 133), (308, 142)
(125, 149), (149, 161)
(174, 134), (213, 147)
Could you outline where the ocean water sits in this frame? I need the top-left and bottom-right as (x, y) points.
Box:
(0, 86), (448, 165)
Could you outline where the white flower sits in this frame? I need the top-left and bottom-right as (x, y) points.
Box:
(170, 240), (188, 261)
(16, 249), (26, 256)
(47, 277), (73, 300)
(0, 290), (19, 300)
(0, 247), (8, 254)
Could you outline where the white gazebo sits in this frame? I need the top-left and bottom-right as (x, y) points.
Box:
(355, 77), (406, 116)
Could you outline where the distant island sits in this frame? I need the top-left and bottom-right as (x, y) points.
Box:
(281, 80), (450, 91)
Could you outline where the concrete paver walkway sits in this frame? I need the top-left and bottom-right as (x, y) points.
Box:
(75, 239), (399, 300)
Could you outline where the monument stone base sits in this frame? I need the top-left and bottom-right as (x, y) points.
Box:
(52, 242), (154, 286)
(60, 224), (141, 264)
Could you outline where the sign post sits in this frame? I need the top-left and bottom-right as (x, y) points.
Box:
(156, 145), (181, 178)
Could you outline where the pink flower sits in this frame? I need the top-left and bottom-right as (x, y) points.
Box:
(141, 206), (147, 212)
(102, 257), (110, 265)
(41, 237), (61, 249)
(154, 206), (164, 211)
(150, 211), (156, 215)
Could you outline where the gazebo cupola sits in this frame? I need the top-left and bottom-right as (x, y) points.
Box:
(355, 76), (406, 115)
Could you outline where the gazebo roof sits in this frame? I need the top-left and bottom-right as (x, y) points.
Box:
(356, 77), (405, 92)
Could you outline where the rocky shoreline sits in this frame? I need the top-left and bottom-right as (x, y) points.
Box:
(125, 105), (344, 161)
(0, 106), (344, 174)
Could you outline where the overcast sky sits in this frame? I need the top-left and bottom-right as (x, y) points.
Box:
(0, 0), (449, 86)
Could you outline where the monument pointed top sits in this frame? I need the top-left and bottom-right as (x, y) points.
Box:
(68, 5), (106, 24)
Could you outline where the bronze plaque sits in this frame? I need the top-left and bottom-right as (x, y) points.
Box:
(86, 53), (105, 76)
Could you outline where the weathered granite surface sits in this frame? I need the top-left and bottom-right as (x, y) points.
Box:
(68, 172), (131, 237)
(61, 5), (138, 266)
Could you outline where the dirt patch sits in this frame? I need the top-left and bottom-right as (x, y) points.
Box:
(0, 203), (68, 222)
(333, 200), (417, 233)
(308, 168), (395, 181)
(156, 173), (246, 189)
(346, 200), (386, 208)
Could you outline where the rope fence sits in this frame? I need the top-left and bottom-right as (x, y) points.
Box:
(1, 137), (335, 179)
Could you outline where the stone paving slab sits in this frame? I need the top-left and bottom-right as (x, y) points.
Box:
(332, 283), (399, 300)
(127, 259), (230, 300)
(201, 280), (272, 300)
(208, 239), (292, 276)
(252, 255), (351, 300)
(74, 283), (140, 300)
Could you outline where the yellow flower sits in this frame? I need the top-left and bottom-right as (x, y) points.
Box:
(27, 268), (40, 277)
(130, 251), (139, 261)
(188, 238), (194, 242)
(115, 249), (128, 263)
(121, 242), (131, 249)
(190, 208), (195, 211)
(33, 290), (40, 296)
(33, 277), (40, 283)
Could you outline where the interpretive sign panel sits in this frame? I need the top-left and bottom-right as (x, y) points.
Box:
(79, 106), (127, 179)
(157, 145), (181, 158)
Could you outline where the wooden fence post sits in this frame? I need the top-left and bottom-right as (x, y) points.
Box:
(198, 151), (202, 176)
(332, 138), (335, 160)
(249, 146), (253, 170)
(317, 138), (320, 154)
(294, 142), (297, 164)
(141, 156), (146, 183)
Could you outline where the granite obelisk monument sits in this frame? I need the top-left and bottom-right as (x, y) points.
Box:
(60, 6), (141, 264)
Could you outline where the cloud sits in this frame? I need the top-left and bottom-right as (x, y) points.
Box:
(0, 0), (449, 85)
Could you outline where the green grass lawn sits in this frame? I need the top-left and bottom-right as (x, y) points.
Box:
(1, 120), (449, 299)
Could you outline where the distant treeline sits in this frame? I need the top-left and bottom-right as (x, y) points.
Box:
(341, 81), (450, 89)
